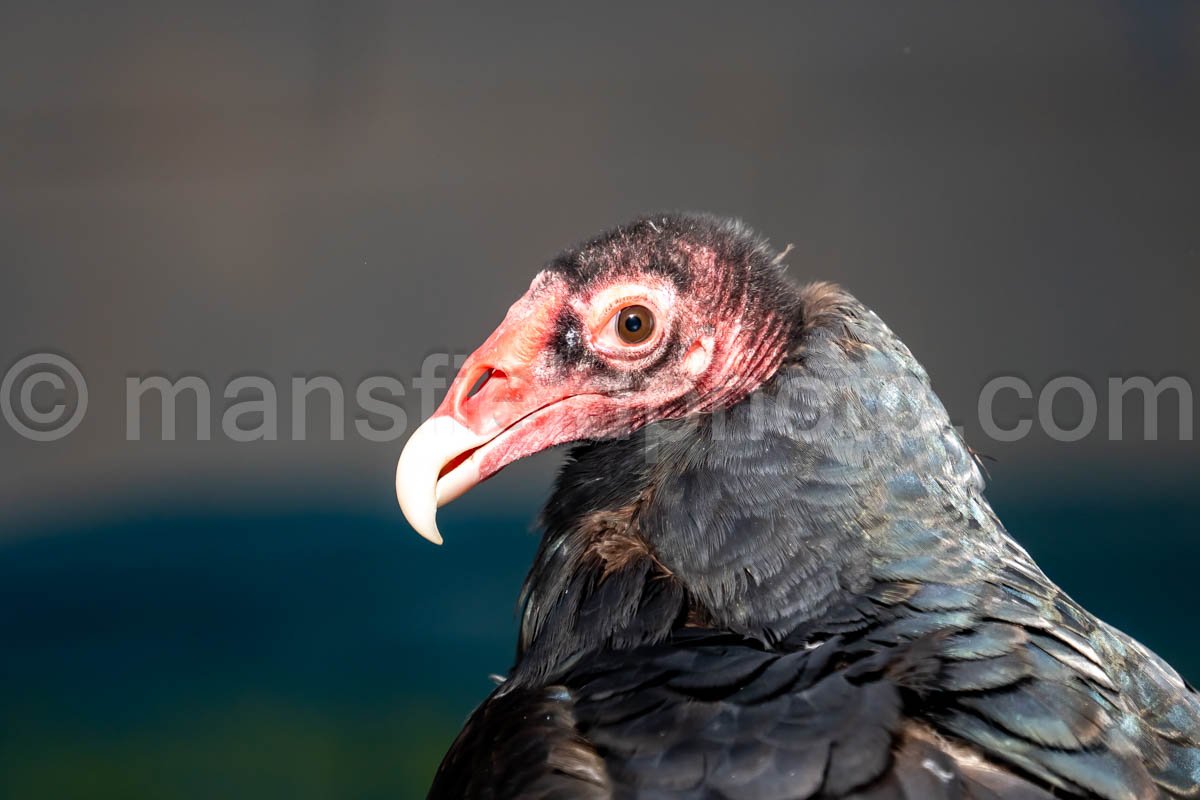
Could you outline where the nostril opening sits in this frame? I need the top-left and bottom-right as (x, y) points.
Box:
(467, 367), (504, 400)
(467, 369), (491, 399)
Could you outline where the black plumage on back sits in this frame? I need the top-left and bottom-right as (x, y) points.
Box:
(417, 215), (1200, 799)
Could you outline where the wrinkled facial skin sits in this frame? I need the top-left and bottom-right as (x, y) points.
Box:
(496, 270), (705, 440)
(396, 216), (796, 544)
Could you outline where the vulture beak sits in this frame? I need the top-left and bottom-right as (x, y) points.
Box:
(394, 412), (490, 545)
(396, 293), (582, 545)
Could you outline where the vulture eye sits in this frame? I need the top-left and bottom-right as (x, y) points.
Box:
(616, 305), (655, 344)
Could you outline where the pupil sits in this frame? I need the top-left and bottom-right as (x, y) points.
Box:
(624, 316), (642, 332)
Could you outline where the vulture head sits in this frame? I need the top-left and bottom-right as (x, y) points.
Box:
(396, 212), (969, 664)
(397, 214), (802, 545)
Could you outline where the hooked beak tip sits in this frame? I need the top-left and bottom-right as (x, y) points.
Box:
(394, 454), (444, 545)
(395, 414), (489, 545)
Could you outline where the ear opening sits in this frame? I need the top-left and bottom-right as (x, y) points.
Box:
(682, 335), (714, 377)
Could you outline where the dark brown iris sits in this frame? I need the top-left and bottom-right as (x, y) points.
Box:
(616, 305), (654, 344)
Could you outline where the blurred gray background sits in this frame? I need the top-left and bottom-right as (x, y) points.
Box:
(1, 3), (1197, 799)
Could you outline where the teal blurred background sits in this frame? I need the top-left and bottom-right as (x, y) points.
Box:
(4, 486), (1199, 799)
(2, 3), (1197, 798)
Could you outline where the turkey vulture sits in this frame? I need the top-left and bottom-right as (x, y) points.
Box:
(396, 214), (1200, 799)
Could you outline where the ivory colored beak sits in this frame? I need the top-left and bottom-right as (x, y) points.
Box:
(396, 414), (493, 545)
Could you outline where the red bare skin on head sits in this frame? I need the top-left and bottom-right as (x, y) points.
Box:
(421, 218), (797, 496)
